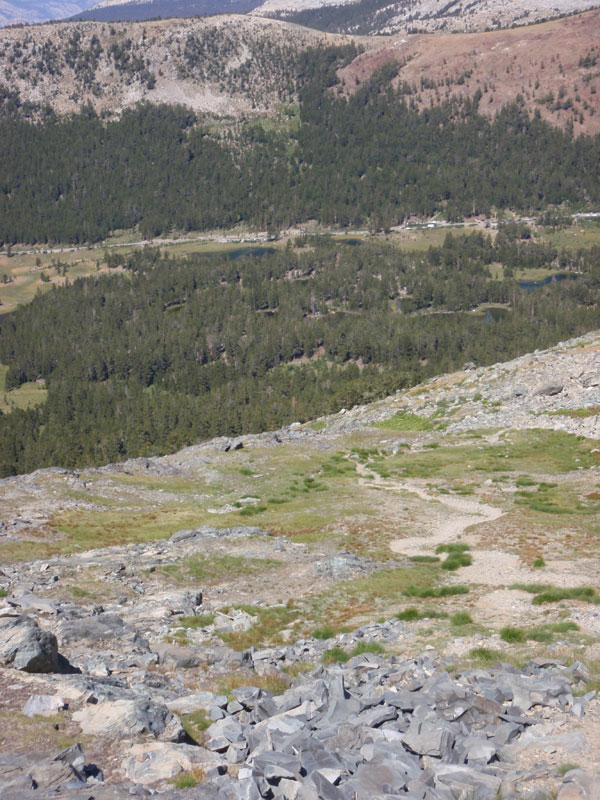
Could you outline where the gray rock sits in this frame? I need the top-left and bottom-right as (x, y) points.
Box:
(0, 614), (75, 673)
(59, 613), (130, 645)
(432, 763), (502, 797)
(580, 374), (600, 388)
(154, 643), (202, 669)
(402, 719), (455, 757)
(22, 693), (67, 717)
(533, 381), (564, 396)
(73, 697), (184, 741)
(169, 529), (197, 543)
(558, 768), (600, 799)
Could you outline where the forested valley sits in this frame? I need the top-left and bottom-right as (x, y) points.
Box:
(2, 46), (600, 244)
(2, 45), (600, 476)
(1, 231), (599, 476)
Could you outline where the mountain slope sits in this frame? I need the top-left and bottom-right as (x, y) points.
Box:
(73, 0), (263, 22)
(2, 10), (600, 134)
(260, 0), (600, 35)
(337, 9), (600, 135)
(0, 16), (335, 117)
(0, 0), (97, 27)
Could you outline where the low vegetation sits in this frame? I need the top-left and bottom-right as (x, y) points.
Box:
(510, 584), (600, 605)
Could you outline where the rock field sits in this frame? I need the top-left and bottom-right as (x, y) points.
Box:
(0, 331), (599, 798)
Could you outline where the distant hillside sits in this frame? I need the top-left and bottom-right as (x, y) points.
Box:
(0, 0), (97, 27)
(72, 0), (262, 23)
(0, 16), (334, 118)
(261, 0), (600, 35)
(3, 9), (600, 135)
(336, 9), (600, 135)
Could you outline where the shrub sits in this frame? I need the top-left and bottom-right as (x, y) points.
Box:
(436, 543), (470, 554)
(500, 626), (527, 643)
(451, 612), (473, 626)
(396, 607), (421, 621)
(469, 647), (502, 662)
(532, 587), (598, 605)
(532, 557), (546, 568)
(313, 626), (335, 640)
(351, 641), (385, 656)
(404, 584), (469, 598)
(441, 552), (473, 571)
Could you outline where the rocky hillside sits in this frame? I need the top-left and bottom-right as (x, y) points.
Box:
(3, 9), (600, 133)
(263, 0), (600, 34)
(0, 330), (599, 797)
(0, 15), (335, 117)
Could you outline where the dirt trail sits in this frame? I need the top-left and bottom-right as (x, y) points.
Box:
(357, 463), (503, 556)
(358, 464), (590, 588)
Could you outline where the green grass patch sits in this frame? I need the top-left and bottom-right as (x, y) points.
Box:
(532, 587), (599, 605)
(396, 606), (449, 621)
(374, 411), (433, 432)
(350, 641), (385, 656)
(500, 621), (580, 644)
(170, 772), (203, 789)
(469, 647), (503, 663)
(532, 557), (546, 569)
(404, 584), (469, 598)
(179, 711), (211, 744)
(558, 763), (580, 777)
(546, 406), (600, 419)
(239, 504), (268, 517)
(387, 430), (600, 481)
(436, 543), (470, 554)
(313, 626), (335, 640)
(515, 482), (600, 516)
(410, 555), (440, 564)
(219, 604), (299, 650)
(441, 553), (473, 571)
(177, 614), (215, 629)
(435, 543), (472, 571)
(500, 626), (528, 643)
(0, 588), (7, 598)
(396, 607), (421, 621)
(0, 364), (47, 414)
(322, 646), (350, 665)
(510, 582), (599, 604)
(516, 476), (538, 487)
(451, 612), (473, 626)
(509, 583), (553, 594)
(160, 555), (280, 585)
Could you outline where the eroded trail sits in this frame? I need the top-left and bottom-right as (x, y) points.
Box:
(357, 463), (592, 589)
(356, 462), (504, 557)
